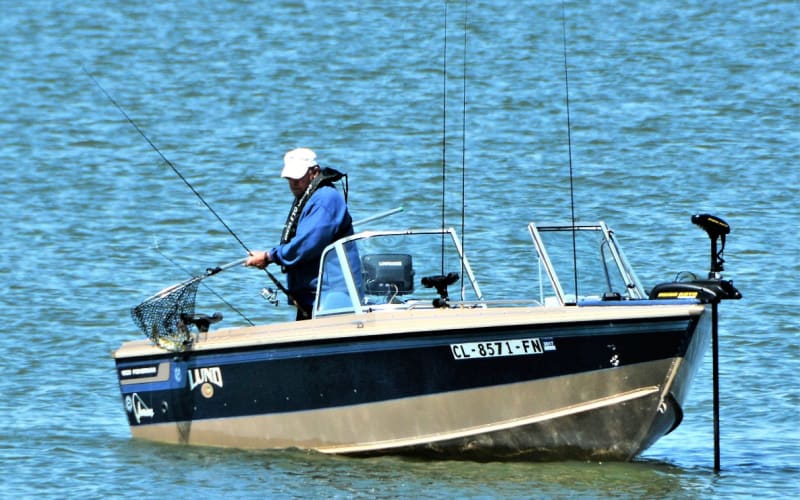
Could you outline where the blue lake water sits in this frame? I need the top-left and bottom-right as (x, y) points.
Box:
(1, 0), (798, 497)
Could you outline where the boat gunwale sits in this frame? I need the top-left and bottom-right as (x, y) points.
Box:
(113, 301), (707, 359)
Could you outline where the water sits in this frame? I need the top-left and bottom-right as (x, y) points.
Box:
(1, 0), (798, 497)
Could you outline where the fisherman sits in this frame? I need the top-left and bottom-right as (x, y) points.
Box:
(245, 148), (354, 320)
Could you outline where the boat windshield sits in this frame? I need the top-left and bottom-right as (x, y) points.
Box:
(314, 222), (646, 317)
(528, 222), (646, 305)
(314, 228), (483, 317)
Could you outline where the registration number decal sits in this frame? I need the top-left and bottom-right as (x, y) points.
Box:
(450, 338), (554, 360)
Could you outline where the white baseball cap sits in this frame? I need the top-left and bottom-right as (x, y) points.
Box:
(281, 148), (318, 179)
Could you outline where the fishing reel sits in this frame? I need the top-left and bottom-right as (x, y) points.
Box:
(260, 287), (280, 306)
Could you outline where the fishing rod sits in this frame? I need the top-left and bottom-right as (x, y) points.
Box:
(560, 3), (580, 303)
(460, 0), (469, 301)
(153, 240), (254, 326)
(83, 66), (307, 317)
(141, 257), (247, 304)
(439, 1), (449, 273)
(353, 206), (404, 227)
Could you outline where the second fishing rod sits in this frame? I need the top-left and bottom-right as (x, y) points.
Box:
(83, 67), (309, 317)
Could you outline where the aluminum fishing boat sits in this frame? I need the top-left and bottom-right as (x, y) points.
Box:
(113, 214), (739, 460)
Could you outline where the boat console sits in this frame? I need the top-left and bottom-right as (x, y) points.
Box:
(362, 253), (415, 296)
(315, 228), (482, 317)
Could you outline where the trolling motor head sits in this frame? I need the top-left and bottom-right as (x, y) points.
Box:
(692, 213), (729, 278)
(692, 213), (730, 241)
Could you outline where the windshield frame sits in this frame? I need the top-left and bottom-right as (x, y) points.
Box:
(313, 228), (484, 318)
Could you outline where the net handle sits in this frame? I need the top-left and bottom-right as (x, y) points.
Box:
(142, 257), (247, 303)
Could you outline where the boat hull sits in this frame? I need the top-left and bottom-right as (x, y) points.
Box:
(114, 303), (709, 460)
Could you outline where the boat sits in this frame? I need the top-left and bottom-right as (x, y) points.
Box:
(113, 213), (740, 461)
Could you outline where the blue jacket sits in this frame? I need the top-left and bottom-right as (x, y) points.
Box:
(270, 185), (353, 308)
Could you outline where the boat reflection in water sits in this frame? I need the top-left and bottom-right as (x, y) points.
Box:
(113, 215), (740, 461)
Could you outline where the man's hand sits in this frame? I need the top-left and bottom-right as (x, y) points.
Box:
(245, 251), (271, 269)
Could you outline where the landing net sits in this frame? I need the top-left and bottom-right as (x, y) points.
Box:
(129, 257), (245, 352)
(130, 279), (201, 352)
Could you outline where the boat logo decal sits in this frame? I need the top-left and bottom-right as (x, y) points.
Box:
(125, 393), (155, 424)
(608, 344), (620, 367)
(656, 290), (698, 299)
(174, 365), (182, 384)
(188, 366), (223, 397)
(201, 383), (215, 399)
(119, 364), (159, 380)
(451, 338), (554, 360)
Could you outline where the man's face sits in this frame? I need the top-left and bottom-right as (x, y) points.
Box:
(287, 167), (318, 197)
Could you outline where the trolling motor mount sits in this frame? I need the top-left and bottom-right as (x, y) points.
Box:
(422, 272), (459, 308)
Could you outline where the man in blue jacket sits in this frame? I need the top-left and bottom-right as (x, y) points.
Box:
(246, 148), (354, 320)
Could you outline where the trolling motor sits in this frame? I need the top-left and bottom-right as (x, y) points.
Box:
(690, 213), (741, 474)
(687, 215), (743, 473)
(648, 214), (742, 472)
(422, 272), (459, 308)
(649, 214), (742, 303)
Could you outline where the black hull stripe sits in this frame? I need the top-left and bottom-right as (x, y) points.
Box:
(118, 317), (697, 426)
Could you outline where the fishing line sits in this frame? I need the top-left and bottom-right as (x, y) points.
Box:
(83, 66), (249, 252)
(83, 66), (305, 317)
(560, 4), (580, 302)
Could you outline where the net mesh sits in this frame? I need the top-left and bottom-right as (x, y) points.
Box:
(130, 280), (201, 351)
